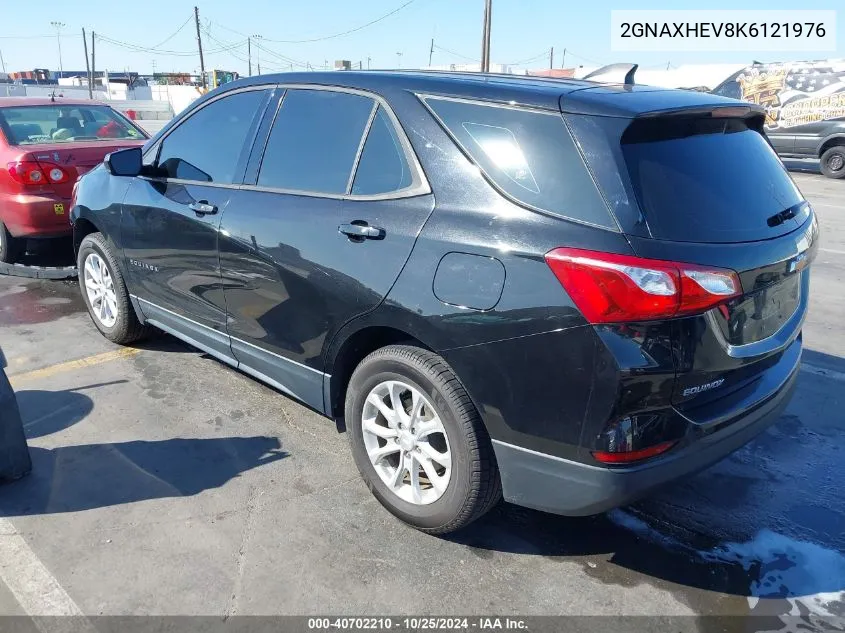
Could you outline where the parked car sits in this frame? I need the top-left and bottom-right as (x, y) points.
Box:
(70, 72), (817, 534)
(711, 60), (845, 179)
(0, 97), (148, 262)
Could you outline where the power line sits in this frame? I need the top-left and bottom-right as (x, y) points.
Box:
(96, 32), (245, 57)
(506, 48), (552, 67)
(432, 44), (478, 63)
(262, 0), (418, 43)
(150, 14), (194, 50)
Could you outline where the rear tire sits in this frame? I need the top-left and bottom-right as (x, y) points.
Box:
(345, 344), (501, 534)
(820, 145), (845, 179)
(77, 232), (150, 345)
(0, 220), (25, 264)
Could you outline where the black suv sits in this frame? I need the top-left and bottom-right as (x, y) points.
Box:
(70, 71), (817, 534)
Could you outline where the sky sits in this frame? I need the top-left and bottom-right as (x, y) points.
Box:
(0, 0), (842, 77)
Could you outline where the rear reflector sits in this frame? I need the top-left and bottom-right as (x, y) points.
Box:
(544, 248), (741, 324)
(592, 441), (676, 464)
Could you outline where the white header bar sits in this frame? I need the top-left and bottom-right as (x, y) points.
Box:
(611, 10), (837, 52)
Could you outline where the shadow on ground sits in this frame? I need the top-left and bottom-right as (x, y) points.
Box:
(1, 384), (288, 518)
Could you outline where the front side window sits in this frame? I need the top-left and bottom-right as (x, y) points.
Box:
(0, 105), (146, 145)
(156, 89), (267, 184)
(423, 97), (615, 228)
(257, 89), (375, 194)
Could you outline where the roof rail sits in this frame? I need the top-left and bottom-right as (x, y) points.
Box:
(583, 63), (638, 86)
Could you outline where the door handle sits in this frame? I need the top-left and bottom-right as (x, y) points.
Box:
(189, 201), (218, 216)
(339, 222), (385, 241)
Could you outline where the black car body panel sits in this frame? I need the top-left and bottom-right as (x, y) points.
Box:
(71, 70), (814, 517)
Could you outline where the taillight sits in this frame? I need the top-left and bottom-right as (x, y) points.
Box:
(8, 161), (46, 185)
(7, 161), (72, 186)
(545, 248), (741, 324)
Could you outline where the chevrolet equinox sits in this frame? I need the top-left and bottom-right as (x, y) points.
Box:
(70, 71), (818, 534)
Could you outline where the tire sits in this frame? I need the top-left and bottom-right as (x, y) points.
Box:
(77, 232), (150, 344)
(345, 344), (501, 534)
(0, 220), (25, 264)
(820, 145), (845, 179)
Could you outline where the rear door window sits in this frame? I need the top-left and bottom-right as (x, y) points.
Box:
(620, 117), (804, 243)
(423, 97), (616, 229)
(351, 106), (413, 195)
(257, 89), (375, 195)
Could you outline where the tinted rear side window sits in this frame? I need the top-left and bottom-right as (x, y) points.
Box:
(258, 89), (374, 194)
(424, 97), (615, 229)
(352, 106), (413, 195)
(621, 117), (804, 243)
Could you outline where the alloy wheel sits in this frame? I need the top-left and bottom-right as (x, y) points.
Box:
(83, 253), (119, 328)
(361, 380), (452, 505)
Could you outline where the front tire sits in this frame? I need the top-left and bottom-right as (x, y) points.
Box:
(0, 220), (25, 264)
(78, 232), (150, 344)
(345, 345), (501, 534)
(820, 145), (845, 179)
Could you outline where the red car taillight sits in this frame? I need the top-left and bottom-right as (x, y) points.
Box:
(544, 248), (742, 324)
(7, 161), (73, 186)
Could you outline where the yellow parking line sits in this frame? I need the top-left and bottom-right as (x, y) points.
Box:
(8, 348), (140, 388)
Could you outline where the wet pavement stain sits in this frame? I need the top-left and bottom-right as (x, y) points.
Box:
(0, 279), (84, 326)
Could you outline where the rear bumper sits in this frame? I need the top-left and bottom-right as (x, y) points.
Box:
(493, 364), (798, 516)
(0, 193), (72, 238)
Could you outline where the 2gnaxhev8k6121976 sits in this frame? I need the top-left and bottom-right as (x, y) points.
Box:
(70, 71), (817, 534)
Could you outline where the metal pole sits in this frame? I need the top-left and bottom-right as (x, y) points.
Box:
(549, 46), (554, 70)
(194, 6), (206, 90)
(0, 49), (6, 74)
(252, 35), (262, 75)
(429, 38), (434, 66)
(481, 0), (492, 72)
(82, 28), (93, 98)
(247, 37), (252, 76)
(561, 48), (566, 68)
(51, 22), (66, 76)
(367, 56), (371, 70)
(91, 32), (96, 90)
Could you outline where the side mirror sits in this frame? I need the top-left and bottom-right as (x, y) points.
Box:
(104, 147), (142, 177)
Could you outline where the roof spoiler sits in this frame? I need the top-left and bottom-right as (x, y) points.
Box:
(583, 63), (638, 86)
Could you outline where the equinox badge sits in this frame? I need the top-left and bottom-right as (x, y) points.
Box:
(683, 378), (725, 397)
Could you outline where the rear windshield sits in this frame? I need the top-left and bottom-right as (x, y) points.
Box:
(0, 105), (146, 145)
(621, 117), (804, 243)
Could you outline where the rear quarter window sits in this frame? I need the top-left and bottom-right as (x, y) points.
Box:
(422, 96), (616, 229)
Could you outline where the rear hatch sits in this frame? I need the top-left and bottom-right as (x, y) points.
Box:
(14, 140), (144, 199)
(563, 91), (818, 422)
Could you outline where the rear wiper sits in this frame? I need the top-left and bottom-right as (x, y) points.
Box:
(767, 206), (797, 227)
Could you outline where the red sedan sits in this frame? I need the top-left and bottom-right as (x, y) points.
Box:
(0, 97), (148, 263)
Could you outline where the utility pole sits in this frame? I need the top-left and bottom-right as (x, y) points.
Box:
(561, 47), (566, 68)
(50, 21), (66, 76)
(252, 34), (262, 75)
(367, 56), (371, 70)
(82, 28), (93, 99)
(194, 6), (206, 90)
(91, 32), (96, 90)
(359, 60), (362, 70)
(549, 46), (554, 70)
(396, 52), (402, 69)
(247, 37), (252, 76)
(480, 0), (492, 72)
(429, 38), (434, 66)
(0, 49), (6, 74)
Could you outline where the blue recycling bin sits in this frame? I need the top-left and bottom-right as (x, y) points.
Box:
(0, 346), (31, 482)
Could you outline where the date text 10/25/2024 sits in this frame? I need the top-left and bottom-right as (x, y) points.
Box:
(308, 618), (528, 631)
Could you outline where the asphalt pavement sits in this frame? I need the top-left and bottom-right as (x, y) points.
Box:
(0, 170), (842, 628)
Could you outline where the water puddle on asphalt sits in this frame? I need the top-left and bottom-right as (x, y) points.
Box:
(0, 280), (83, 326)
(609, 509), (845, 629)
